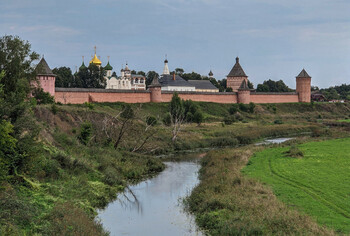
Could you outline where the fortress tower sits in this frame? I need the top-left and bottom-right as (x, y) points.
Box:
(296, 69), (311, 103)
(227, 57), (248, 92)
(237, 79), (250, 104)
(149, 75), (162, 103)
(35, 58), (56, 96)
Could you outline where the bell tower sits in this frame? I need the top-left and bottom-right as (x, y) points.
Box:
(296, 69), (311, 103)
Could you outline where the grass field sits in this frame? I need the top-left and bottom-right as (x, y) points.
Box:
(243, 138), (350, 233)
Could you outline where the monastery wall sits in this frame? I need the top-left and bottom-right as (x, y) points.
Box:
(55, 88), (301, 105)
(161, 91), (238, 103)
(250, 92), (299, 103)
(55, 88), (151, 104)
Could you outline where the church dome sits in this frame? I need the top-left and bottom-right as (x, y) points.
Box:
(90, 54), (102, 65)
(104, 61), (113, 70)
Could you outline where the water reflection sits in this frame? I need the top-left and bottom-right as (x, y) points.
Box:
(255, 137), (293, 146)
(98, 161), (203, 236)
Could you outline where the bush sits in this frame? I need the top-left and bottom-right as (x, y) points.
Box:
(274, 119), (283, 124)
(186, 112), (194, 122)
(249, 102), (256, 113)
(162, 113), (171, 126)
(32, 88), (54, 104)
(229, 104), (239, 115)
(285, 145), (304, 158)
(238, 103), (249, 112)
(193, 111), (204, 125)
(78, 122), (92, 145)
(84, 102), (95, 110)
(146, 116), (157, 126)
(51, 104), (58, 115)
(223, 116), (236, 125)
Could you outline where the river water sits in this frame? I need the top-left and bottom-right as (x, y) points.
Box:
(98, 161), (203, 236)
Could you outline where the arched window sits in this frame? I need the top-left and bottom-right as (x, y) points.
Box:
(135, 79), (138, 83)
(140, 79), (144, 83)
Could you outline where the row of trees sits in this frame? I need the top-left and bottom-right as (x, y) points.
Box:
(319, 84), (350, 100)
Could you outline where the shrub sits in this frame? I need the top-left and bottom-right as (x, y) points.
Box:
(223, 116), (235, 125)
(162, 113), (171, 126)
(193, 111), (204, 125)
(285, 145), (304, 158)
(51, 104), (58, 115)
(229, 104), (239, 115)
(146, 116), (157, 126)
(249, 102), (256, 113)
(186, 112), (194, 122)
(32, 88), (54, 104)
(84, 102), (95, 110)
(238, 103), (249, 112)
(78, 122), (92, 145)
(274, 119), (283, 124)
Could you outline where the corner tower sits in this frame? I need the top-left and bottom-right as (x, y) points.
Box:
(149, 75), (162, 103)
(35, 57), (56, 96)
(227, 57), (248, 92)
(237, 79), (251, 104)
(296, 69), (311, 103)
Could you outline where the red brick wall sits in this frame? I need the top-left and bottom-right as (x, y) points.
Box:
(55, 89), (151, 104)
(161, 92), (238, 103)
(55, 89), (301, 104)
(250, 93), (299, 103)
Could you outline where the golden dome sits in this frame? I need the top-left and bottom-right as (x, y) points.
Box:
(90, 54), (102, 65)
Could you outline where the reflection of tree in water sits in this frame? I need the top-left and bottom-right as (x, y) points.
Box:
(118, 186), (143, 215)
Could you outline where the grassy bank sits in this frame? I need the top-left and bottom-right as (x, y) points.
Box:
(243, 138), (350, 233)
(2, 101), (349, 235)
(186, 145), (333, 235)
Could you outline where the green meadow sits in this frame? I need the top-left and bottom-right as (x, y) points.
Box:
(243, 138), (350, 233)
(338, 119), (350, 123)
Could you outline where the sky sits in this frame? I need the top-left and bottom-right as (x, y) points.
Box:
(1, 0), (350, 88)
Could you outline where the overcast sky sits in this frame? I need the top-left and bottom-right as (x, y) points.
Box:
(1, 0), (350, 88)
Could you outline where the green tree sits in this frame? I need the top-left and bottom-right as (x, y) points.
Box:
(256, 79), (293, 92)
(193, 110), (204, 126)
(74, 64), (106, 88)
(175, 68), (184, 76)
(169, 93), (185, 142)
(53, 66), (74, 87)
(137, 71), (146, 76)
(182, 72), (202, 81)
(146, 71), (159, 87)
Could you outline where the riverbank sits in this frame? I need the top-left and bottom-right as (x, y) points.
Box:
(186, 142), (334, 235)
(1, 101), (349, 235)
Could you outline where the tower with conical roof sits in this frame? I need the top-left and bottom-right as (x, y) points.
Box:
(237, 79), (251, 104)
(35, 57), (56, 96)
(149, 75), (162, 102)
(162, 56), (170, 75)
(226, 57), (248, 92)
(296, 69), (311, 102)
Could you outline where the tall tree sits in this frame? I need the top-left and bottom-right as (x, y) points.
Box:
(74, 64), (106, 88)
(169, 93), (185, 142)
(53, 66), (74, 87)
(175, 68), (184, 76)
(256, 79), (293, 92)
(182, 72), (202, 81)
(146, 71), (159, 87)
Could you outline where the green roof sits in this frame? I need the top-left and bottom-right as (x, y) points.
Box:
(104, 61), (113, 70)
(79, 61), (87, 70)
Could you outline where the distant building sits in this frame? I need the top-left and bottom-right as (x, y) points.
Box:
(34, 57), (56, 96)
(159, 59), (195, 91)
(85, 47), (146, 90)
(105, 63), (146, 90)
(311, 91), (326, 102)
(188, 80), (219, 92)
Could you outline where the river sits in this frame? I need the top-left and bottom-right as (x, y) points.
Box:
(98, 137), (294, 235)
(98, 161), (203, 236)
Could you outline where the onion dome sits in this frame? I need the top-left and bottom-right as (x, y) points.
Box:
(79, 61), (87, 70)
(90, 53), (102, 65)
(208, 70), (213, 76)
(104, 61), (113, 71)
